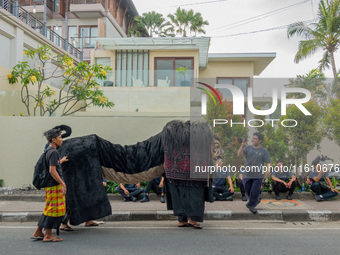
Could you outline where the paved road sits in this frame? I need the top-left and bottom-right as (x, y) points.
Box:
(1, 221), (339, 255)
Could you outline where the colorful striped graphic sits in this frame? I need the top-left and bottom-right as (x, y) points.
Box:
(196, 82), (223, 106)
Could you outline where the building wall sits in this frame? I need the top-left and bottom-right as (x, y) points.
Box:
(0, 65), (82, 116)
(0, 11), (84, 116)
(0, 116), (188, 188)
(83, 87), (191, 114)
(200, 61), (254, 80)
(0, 34), (11, 68)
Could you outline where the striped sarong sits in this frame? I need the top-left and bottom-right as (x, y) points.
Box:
(43, 184), (66, 217)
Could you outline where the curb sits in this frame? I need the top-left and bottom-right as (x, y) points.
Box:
(1, 210), (339, 222)
(0, 192), (315, 202)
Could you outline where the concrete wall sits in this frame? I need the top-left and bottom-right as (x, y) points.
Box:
(0, 116), (188, 188)
(200, 61), (254, 79)
(84, 87), (191, 115)
(0, 65), (81, 116)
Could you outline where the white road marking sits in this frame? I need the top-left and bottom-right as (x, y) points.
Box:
(1, 225), (340, 230)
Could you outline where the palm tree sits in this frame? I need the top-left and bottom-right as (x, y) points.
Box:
(190, 12), (209, 37)
(287, 0), (340, 79)
(129, 11), (174, 37)
(168, 7), (209, 37)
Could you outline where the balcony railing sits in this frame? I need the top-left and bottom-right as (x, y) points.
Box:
(18, 0), (53, 11)
(1, 0), (82, 60)
(70, 0), (104, 5)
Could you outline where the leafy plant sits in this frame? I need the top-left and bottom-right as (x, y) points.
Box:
(0, 179), (3, 187)
(287, 0), (340, 79)
(7, 45), (114, 116)
(129, 11), (174, 37)
(106, 181), (120, 194)
(168, 7), (209, 37)
(332, 177), (338, 190)
(205, 89), (248, 168)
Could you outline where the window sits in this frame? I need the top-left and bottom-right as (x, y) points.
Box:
(155, 58), (193, 87)
(96, 58), (112, 87)
(54, 0), (59, 12)
(216, 77), (249, 98)
(0, 34), (11, 68)
(79, 26), (98, 48)
(68, 26), (78, 47)
(115, 50), (149, 87)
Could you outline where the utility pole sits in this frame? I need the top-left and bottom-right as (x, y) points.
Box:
(43, 0), (47, 37)
(64, 0), (68, 51)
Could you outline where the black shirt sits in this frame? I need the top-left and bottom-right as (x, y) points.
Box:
(45, 146), (63, 187)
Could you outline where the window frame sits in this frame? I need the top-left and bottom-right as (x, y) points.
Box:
(68, 26), (78, 46)
(216, 77), (250, 96)
(79, 25), (98, 49)
(154, 57), (194, 87)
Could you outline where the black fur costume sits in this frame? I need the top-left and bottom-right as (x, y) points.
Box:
(57, 121), (217, 225)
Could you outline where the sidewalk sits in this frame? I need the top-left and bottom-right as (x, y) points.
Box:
(1, 193), (339, 222)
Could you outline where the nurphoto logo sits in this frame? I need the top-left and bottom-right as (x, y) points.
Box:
(197, 82), (312, 128)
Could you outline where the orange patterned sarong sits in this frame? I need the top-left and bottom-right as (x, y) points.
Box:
(43, 184), (66, 217)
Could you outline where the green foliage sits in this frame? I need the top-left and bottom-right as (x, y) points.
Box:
(254, 110), (290, 164)
(106, 181), (120, 194)
(205, 89), (248, 167)
(287, 0), (340, 78)
(324, 98), (340, 146)
(168, 7), (209, 37)
(176, 66), (188, 79)
(129, 11), (174, 37)
(295, 181), (310, 192)
(332, 177), (338, 189)
(7, 45), (114, 116)
(0, 179), (3, 187)
(280, 100), (323, 167)
(130, 8), (208, 38)
(287, 69), (328, 105)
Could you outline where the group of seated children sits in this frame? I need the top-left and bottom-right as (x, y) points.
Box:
(212, 157), (338, 202)
(116, 156), (338, 203)
(115, 176), (165, 203)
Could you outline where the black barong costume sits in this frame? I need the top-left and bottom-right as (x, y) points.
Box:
(57, 120), (215, 225)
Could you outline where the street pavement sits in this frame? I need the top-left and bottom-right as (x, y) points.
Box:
(1, 192), (340, 222)
(1, 221), (340, 255)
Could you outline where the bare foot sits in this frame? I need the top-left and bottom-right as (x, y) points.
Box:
(85, 220), (99, 227)
(188, 219), (202, 229)
(60, 224), (73, 231)
(32, 228), (44, 238)
(43, 235), (63, 242)
(177, 221), (188, 227)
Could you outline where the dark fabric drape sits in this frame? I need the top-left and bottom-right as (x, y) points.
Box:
(58, 134), (164, 225)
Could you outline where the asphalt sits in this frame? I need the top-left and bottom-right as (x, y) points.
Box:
(1, 192), (340, 222)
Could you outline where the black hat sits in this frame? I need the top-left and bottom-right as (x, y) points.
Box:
(44, 128), (62, 142)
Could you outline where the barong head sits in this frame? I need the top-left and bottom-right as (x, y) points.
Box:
(161, 120), (189, 153)
(190, 121), (214, 166)
(44, 128), (62, 143)
(162, 120), (214, 180)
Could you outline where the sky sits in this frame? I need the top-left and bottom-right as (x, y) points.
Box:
(132, 0), (339, 78)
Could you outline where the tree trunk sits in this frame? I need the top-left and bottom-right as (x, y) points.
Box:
(330, 51), (337, 79)
(330, 51), (340, 100)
